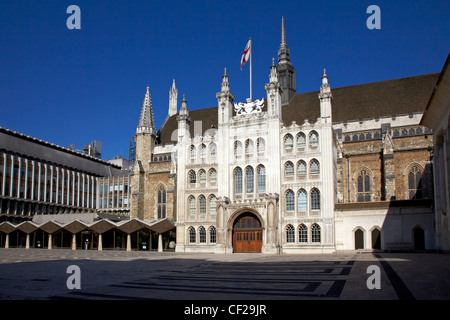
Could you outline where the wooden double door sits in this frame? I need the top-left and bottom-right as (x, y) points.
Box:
(233, 213), (262, 253)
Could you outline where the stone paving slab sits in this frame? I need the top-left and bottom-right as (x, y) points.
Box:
(0, 249), (449, 301)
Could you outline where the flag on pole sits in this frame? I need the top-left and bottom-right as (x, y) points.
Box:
(240, 39), (251, 70)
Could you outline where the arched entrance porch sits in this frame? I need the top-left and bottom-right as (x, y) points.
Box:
(230, 211), (263, 253)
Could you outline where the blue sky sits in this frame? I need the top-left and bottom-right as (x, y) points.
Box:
(1, 0), (449, 160)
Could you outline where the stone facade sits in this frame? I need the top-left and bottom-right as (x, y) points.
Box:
(127, 19), (441, 254)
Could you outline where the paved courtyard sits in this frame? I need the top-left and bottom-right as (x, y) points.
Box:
(0, 248), (449, 300)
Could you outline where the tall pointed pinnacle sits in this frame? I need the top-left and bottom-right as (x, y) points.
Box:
(137, 86), (156, 135)
(169, 79), (178, 117)
(319, 68), (332, 101)
(221, 67), (230, 92)
(278, 16), (290, 64)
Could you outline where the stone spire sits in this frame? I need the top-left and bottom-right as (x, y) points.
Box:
(168, 79), (178, 117)
(137, 86), (156, 135)
(276, 16), (296, 105)
(278, 16), (290, 64)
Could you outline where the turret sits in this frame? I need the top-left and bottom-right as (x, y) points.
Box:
(216, 68), (235, 125)
(318, 69), (333, 121)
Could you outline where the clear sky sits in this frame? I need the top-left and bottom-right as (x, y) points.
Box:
(1, 0), (449, 160)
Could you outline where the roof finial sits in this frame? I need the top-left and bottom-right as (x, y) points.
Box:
(272, 57), (275, 66)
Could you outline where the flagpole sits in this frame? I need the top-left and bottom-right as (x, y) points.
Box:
(249, 37), (252, 101)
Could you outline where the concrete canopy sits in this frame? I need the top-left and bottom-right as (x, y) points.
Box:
(116, 219), (145, 234)
(89, 219), (116, 234)
(63, 220), (89, 234)
(147, 218), (176, 234)
(38, 221), (64, 234)
(0, 222), (17, 234)
(16, 221), (39, 234)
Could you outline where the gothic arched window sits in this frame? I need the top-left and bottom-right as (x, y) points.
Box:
(209, 226), (217, 243)
(310, 159), (320, 176)
(297, 160), (307, 177)
(286, 190), (295, 212)
(189, 145), (196, 159)
(311, 224), (321, 243)
(234, 141), (242, 156)
(257, 138), (265, 154)
(298, 189), (307, 211)
(234, 167), (243, 194)
(286, 225), (295, 243)
(309, 131), (319, 147)
(285, 161), (294, 177)
(188, 170), (196, 184)
(209, 143), (217, 157)
(209, 194), (216, 215)
(297, 132), (306, 148)
(188, 196), (196, 216)
(257, 165), (266, 193)
(198, 169), (206, 184)
(298, 224), (308, 243)
(198, 227), (206, 243)
(311, 188), (320, 210)
(209, 168), (217, 183)
(198, 195), (206, 214)
(357, 170), (371, 202)
(408, 166), (422, 199)
(284, 134), (294, 150)
(245, 139), (254, 155)
(199, 144), (206, 158)
(157, 185), (166, 219)
(246, 166), (254, 193)
(188, 227), (196, 243)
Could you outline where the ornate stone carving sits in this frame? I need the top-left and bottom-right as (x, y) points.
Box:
(233, 98), (264, 115)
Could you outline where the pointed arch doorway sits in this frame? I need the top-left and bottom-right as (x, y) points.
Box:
(232, 212), (263, 253)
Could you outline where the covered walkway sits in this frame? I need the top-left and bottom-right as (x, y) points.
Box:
(0, 218), (176, 252)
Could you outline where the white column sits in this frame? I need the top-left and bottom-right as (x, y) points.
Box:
(31, 160), (35, 201)
(24, 159), (28, 199)
(1, 153), (6, 195)
(71, 171), (75, 206)
(49, 165), (53, 203)
(61, 168), (65, 204)
(158, 233), (163, 252)
(43, 163), (48, 202)
(48, 234), (52, 250)
(17, 157), (21, 198)
(98, 234), (102, 251)
(91, 176), (94, 209)
(71, 234), (76, 250)
(106, 177), (110, 209)
(55, 167), (59, 204)
(81, 173), (85, 207)
(66, 170), (70, 205)
(77, 172), (80, 207)
(126, 233), (131, 251)
(9, 155), (14, 197)
(37, 162), (42, 201)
